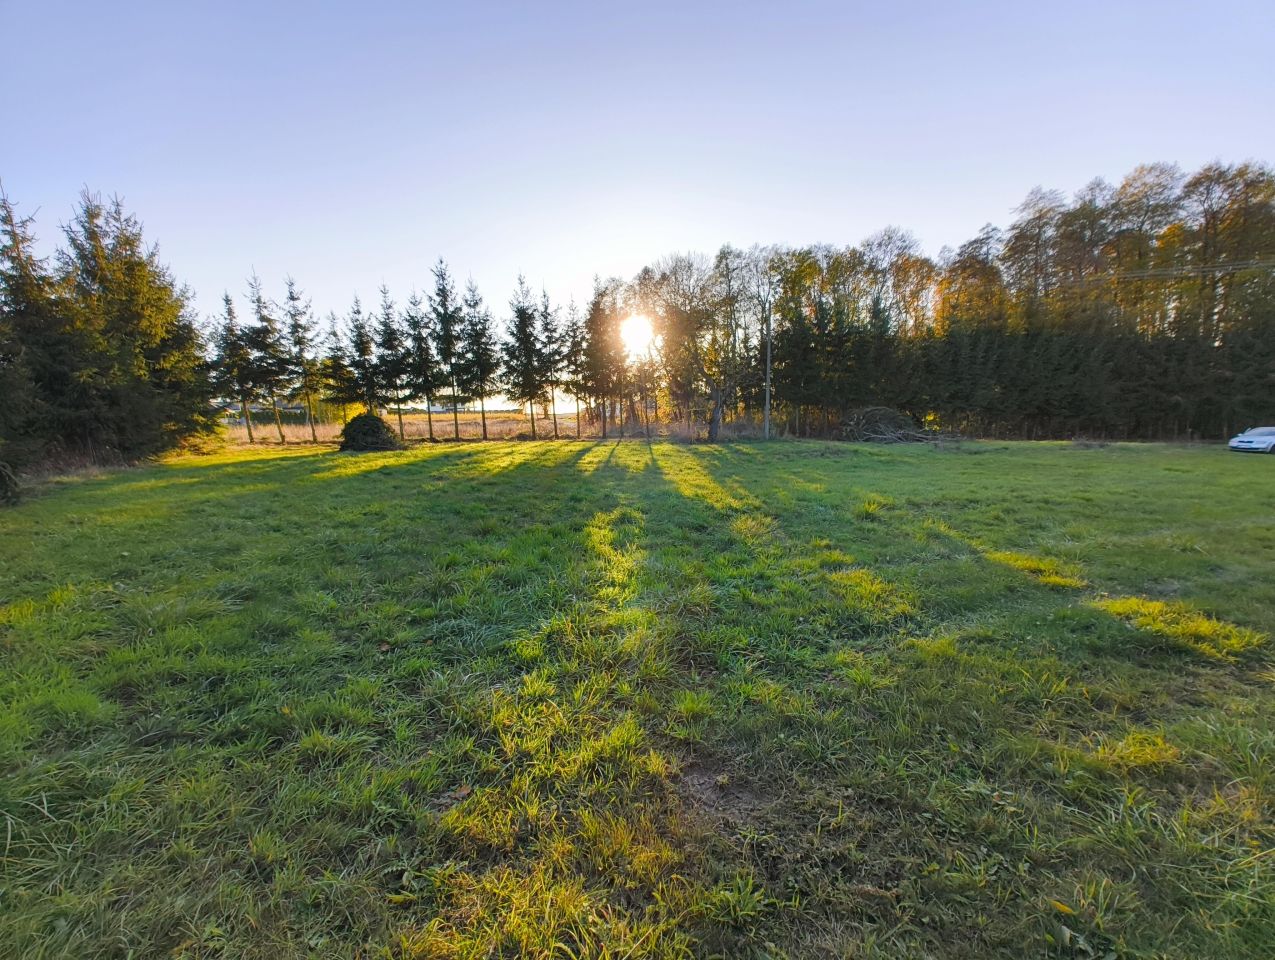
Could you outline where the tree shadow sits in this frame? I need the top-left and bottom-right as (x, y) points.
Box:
(4, 439), (1272, 958)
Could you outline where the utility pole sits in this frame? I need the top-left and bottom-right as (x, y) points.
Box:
(763, 307), (772, 440)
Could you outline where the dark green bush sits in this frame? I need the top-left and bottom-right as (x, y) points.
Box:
(338, 413), (402, 452)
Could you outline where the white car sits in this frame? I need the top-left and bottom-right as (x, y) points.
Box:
(1228, 426), (1275, 453)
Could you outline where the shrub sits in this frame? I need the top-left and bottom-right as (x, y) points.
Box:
(338, 413), (402, 452)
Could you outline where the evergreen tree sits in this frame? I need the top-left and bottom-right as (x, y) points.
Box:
(459, 280), (500, 439)
(560, 300), (586, 437)
(244, 274), (291, 442)
(429, 259), (464, 439)
(537, 290), (563, 438)
(320, 313), (360, 422)
(375, 285), (411, 438)
(346, 296), (378, 413)
(403, 291), (438, 440)
(581, 279), (624, 437)
(0, 188), (52, 467)
(283, 277), (321, 442)
(56, 191), (212, 458)
(212, 294), (256, 442)
(502, 275), (545, 439)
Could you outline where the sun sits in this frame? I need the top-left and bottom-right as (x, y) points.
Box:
(620, 313), (655, 358)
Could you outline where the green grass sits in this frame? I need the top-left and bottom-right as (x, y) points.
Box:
(1, 439), (1273, 959)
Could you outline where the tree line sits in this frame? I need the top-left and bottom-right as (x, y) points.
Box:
(211, 265), (587, 443)
(749, 161), (1275, 440)
(3, 159), (1274, 474)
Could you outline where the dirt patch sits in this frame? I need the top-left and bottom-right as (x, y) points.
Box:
(679, 762), (765, 823)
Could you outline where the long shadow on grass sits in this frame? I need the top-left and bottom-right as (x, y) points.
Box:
(381, 439), (715, 957)
(393, 439), (853, 957)
(582, 442), (1275, 959)
(1, 440), (678, 959)
(5, 441), (1272, 959)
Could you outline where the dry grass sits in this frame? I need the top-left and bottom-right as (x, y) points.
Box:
(221, 410), (767, 446)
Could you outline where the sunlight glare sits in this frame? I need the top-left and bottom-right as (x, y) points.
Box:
(620, 313), (655, 358)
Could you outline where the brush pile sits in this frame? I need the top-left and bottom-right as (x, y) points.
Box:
(338, 413), (402, 452)
(0, 461), (18, 505)
(837, 407), (934, 443)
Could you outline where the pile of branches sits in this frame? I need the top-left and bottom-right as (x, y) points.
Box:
(339, 413), (402, 452)
(837, 407), (936, 443)
(0, 461), (19, 505)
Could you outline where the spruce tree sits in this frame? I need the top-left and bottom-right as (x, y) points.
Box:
(502, 276), (544, 439)
(283, 277), (321, 442)
(429, 259), (464, 439)
(346, 297), (378, 413)
(459, 280), (500, 439)
(0, 188), (51, 467)
(244, 275), (291, 443)
(57, 191), (212, 458)
(537, 290), (563, 438)
(212, 294), (256, 442)
(403, 291), (438, 440)
(581, 280), (623, 438)
(320, 314), (360, 423)
(560, 300), (586, 437)
(375, 285), (410, 439)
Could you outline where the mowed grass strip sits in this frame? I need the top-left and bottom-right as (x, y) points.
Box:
(1, 440), (1273, 959)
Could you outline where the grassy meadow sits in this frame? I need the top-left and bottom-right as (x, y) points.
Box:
(1, 440), (1273, 959)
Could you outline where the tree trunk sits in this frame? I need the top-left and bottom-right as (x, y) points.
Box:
(763, 312), (772, 440)
(451, 385), (460, 440)
(271, 392), (285, 443)
(425, 396), (435, 441)
(241, 396), (254, 443)
(601, 399), (608, 439)
(479, 395), (488, 440)
(304, 389), (317, 442)
(550, 389), (559, 439)
(528, 401), (538, 440)
(575, 396), (581, 439)
(396, 403), (405, 440)
(707, 386), (724, 443)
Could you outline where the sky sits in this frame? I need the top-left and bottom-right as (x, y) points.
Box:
(3, 0), (1273, 327)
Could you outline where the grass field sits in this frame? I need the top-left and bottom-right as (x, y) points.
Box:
(2, 440), (1273, 959)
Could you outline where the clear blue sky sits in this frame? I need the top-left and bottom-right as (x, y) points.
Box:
(3, 0), (1272, 324)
